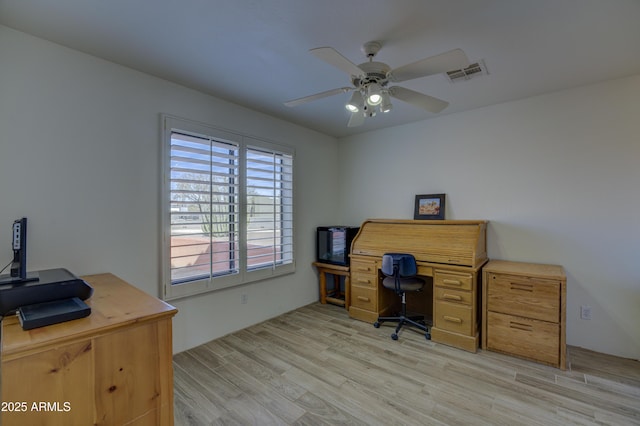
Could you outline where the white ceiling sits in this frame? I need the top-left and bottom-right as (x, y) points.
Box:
(2, 0), (640, 138)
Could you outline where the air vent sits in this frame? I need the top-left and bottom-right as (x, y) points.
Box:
(447, 60), (487, 83)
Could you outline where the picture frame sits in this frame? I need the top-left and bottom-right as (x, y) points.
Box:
(414, 193), (445, 220)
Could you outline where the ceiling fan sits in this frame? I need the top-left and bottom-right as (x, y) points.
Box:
(284, 41), (470, 127)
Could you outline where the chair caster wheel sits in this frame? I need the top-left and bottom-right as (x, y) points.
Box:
(425, 333), (431, 340)
(373, 321), (380, 328)
(391, 333), (398, 340)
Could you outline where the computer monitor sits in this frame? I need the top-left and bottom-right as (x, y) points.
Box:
(0, 218), (39, 285)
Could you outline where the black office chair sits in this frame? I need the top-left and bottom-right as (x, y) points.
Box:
(373, 253), (431, 341)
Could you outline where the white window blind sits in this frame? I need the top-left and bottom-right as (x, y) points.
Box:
(162, 115), (295, 300)
(246, 147), (294, 270)
(169, 132), (239, 284)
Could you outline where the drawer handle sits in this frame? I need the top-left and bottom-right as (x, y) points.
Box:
(357, 278), (371, 284)
(357, 267), (371, 272)
(442, 279), (462, 286)
(510, 283), (534, 292)
(443, 293), (463, 301)
(443, 315), (462, 324)
(357, 296), (370, 302)
(509, 321), (533, 331)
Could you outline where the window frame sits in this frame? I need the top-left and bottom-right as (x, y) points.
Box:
(161, 115), (295, 301)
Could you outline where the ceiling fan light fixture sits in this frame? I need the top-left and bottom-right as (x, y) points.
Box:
(366, 83), (382, 105)
(345, 91), (363, 112)
(380, 92), (392, 113)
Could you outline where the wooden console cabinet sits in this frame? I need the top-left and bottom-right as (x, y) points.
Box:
(349, 219), (488, 352)
(482, 260), (566, 369)
(1, 273), (178, 425)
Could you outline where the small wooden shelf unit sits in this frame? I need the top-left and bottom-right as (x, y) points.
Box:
(312, 262), (350, 308)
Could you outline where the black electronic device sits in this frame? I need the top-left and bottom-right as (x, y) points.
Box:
(316, 226), (359, 266)
(0, 217), (39, 285)
(0, 268), (93, 316)
(17, 297), (91, 330)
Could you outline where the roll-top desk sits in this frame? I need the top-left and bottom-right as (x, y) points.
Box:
(349, 219), (488, 352)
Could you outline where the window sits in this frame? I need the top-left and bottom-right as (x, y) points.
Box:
(245, 146), (294, 270)
(162, 116), (294, 300)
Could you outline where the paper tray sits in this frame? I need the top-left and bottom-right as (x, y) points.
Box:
(17, 297), (91, 330)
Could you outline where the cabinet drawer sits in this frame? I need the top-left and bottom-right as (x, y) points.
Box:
(434, 301), (472, 335)
(434, 270), (472, 291)
(351, 286), (377, 312)
(487, 311), (560, 366)
(435, 287), (472, 306)
(487, 273), (560, 323)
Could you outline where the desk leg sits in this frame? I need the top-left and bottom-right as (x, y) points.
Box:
(344, 274), (350, 309)
(319, 270), (327, 304)
(332, 274), (340, 299)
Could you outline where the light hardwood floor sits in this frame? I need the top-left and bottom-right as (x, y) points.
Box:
(173, 303), (640, 426)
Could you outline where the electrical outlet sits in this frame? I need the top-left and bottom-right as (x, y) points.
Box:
(240, 293), (248, 304)
(580, 305), (592, 320)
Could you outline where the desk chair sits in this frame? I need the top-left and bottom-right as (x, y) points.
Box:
(373, 253), (431, 341)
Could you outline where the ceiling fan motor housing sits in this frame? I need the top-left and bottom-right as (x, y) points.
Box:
(352, 61), (391, 91)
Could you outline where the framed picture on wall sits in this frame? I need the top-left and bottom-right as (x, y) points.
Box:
(414, 194), (445, 220)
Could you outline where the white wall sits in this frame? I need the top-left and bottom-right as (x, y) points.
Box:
(338, 75), (640, 359)
(0, 25), (341, 353)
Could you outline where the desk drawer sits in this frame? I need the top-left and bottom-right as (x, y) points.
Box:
(435, 287), (472, 306)
(351, 273), (377, 288)
(434, 270), (472, 291)
(487, 311), (560, 366)
(351, 286), (377, 312)
(351, 259), (377, 275)
(487, 273), (560, 323)
(434, 301), (472, 335)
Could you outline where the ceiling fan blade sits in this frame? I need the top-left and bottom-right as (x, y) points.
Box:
(347, 111), (365, 127)
(389, 48), (469, 82)
(389, 86), (449, 113)
(284, 87), (352, 107)
(310, 47), (365, 77)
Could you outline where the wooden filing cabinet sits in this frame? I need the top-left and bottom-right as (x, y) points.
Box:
(482, 260), (566, 369)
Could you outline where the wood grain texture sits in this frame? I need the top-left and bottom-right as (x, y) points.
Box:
(1, 273), (177, 426)
(483, 260), (567, 369)
(348, 220), (487, 353)
(1, 273), (178, 359)
(351, 219), (487, 267)
(174, 302), (640, 426)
